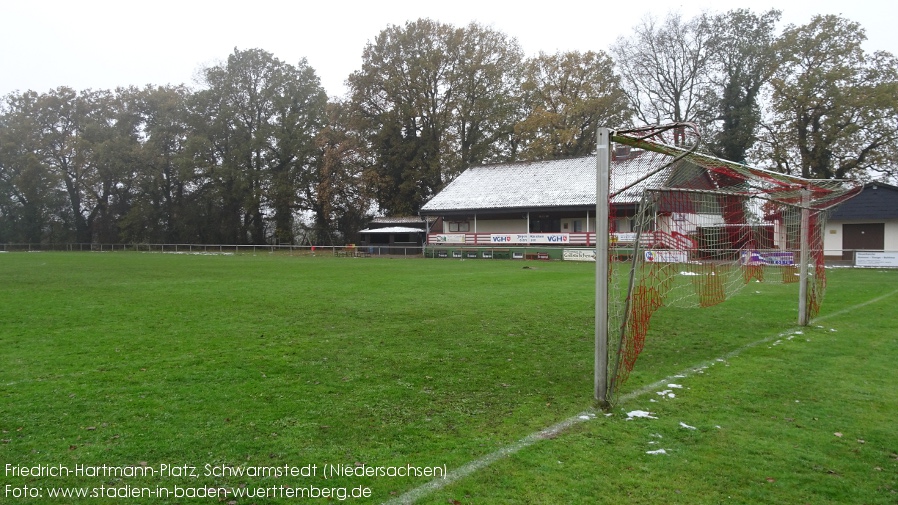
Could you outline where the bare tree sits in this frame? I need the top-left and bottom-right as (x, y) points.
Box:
(612, 12), (716, 131)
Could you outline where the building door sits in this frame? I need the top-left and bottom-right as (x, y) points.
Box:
(842, 223), (884, 260)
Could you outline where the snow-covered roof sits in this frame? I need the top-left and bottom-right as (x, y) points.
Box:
(420, 153), (674, 214)
(370, 216), (425, 224)
(358, 226), (426, 234)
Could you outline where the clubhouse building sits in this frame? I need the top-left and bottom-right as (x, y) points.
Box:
(419, 148), (703, 260)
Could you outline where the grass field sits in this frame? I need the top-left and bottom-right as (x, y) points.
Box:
(1, 252), (895, 504)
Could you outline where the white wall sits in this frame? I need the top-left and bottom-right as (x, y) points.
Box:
(441, 218), (528, 233)
(561, 216), (596, 233)
(442, 216), (598, 233)
(473, 218), (528, 233)
(824, 219), (898, 255)
(887, 221), (898, 250)
(823, 222), (842, 255)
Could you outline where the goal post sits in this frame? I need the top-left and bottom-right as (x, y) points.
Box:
(594, 123), (862, 405)
(798, 187), (811, 326)
(594, 128), (611, 406)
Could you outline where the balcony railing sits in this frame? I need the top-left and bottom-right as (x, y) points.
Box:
(426, 231), (697, 248)
(428, 232), (595, 246)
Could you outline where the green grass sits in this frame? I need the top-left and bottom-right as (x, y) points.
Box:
(0, 253), (895, 504)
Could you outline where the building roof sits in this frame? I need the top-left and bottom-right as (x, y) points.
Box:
(420, 154), (673, 215)
(358, 226), (426, 234)
(370, 216), (425, 224)
(829, 182), (898, 220)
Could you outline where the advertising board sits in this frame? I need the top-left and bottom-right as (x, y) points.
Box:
(489, 233), (569, 245)
(563, 249), (596, 262)
(740, 250), (795, 266)
(856, 251), (898, 267)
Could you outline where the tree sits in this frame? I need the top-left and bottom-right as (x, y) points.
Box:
(0, 87), (146, 244)
(23, 87), (123, 243)
(349, 19), (457, 216)
(348, 19), (524, 215)
(704, 9), (781, 163)
(445, 22), (524, 170)
(84, 86), (149, 244)
(612, 12), (716, 129)
(515, 50), (632, 160)
(0, 91), (68, 243)
(195, 48), (327, 244)
(117, 85), (200, 243)
(308, 101), (373, 244)
(757, 15), (898, 180)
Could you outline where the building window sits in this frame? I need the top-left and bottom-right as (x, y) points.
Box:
(448, 221), (470, 232)
(529, 218), (560, 233)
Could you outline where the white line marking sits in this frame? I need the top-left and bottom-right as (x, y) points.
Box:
(811, 289), (898, 322)
(382, 288), (898, 505)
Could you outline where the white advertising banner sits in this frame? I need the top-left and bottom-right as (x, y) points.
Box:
(612, 232), (638, 244)
(489, 233), (570, 245)
(563, 249), (596, 262)
(430, 234), (466, 244)
(855, 251), (898, 267)
(644, 250), (689, 263)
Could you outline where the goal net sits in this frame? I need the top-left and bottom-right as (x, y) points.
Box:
(598, 124), (862, 403)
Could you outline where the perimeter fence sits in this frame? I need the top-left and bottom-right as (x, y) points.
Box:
(0, 243), (895, 266)
(0, 243), (425, 257)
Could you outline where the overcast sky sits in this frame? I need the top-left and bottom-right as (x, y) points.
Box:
(3, 0), (896, 100)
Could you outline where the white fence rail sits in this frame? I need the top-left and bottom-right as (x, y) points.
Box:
(1, 243), (896, 266)
(0, 243), (425, 257)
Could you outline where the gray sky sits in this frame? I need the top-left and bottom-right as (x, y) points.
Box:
(3, 0), (896, 100)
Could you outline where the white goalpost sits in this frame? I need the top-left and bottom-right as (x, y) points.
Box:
(595, 128), (611, 408)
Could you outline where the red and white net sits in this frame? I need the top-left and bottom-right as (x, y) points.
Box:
(604, 124), (862, 399)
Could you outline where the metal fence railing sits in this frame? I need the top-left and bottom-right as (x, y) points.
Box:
(1, 243), (895, 266)
(0, 243), (426, 257)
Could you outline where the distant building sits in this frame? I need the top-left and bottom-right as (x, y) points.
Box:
(357, 216), (427, 255)
(824, 182), (898, 264)
(418, 150), (715, 259)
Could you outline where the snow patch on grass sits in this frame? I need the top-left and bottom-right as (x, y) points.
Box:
(627, 410), (658, 420)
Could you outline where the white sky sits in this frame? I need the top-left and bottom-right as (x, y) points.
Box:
(3, 0), (896, 101)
